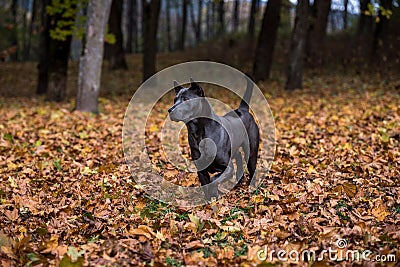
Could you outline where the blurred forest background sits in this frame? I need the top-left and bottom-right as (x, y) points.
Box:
(0, 0), (399, 108)
(0, 0), (400, 266)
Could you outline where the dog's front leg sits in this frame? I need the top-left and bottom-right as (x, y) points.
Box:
(212, 162), (236, 195)
(198, 171), (218, 201)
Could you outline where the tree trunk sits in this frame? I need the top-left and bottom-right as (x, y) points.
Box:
(343, 0), (348, 30)
(22, 5), (28, 61)
(373, 0), (392, 52)
(46, 35), (72, 102)
(132, 0), (138, 53)
(37, 0), (50, 95)
(233, 0), (240, 32)
(45, 0), (77, 101)
(106, 0), (128, 70)
(197, 0), (203, 42)
(10, 0), (18, 61)
(76, 0), (112, 113)
(212, 1), (216, 37)
(26, 0), (38, 60)
(126, 0), (137, 53)
(357, 0), (373, 35)
(206, 0), (211, 39)
(178, 0), (188, 50)
(78, 3), (88, 57)
(308, 0), (331, 66)
(166, 0), (172, 51)
(126, 0), (133, 53)
(252, 0), (282, 82)
(217, 0), (224, 35)
(248, 0), (257, 37)
(286, 0), (309, 91)
(190, 0), (202, 43)
(142, 0), (161, 82)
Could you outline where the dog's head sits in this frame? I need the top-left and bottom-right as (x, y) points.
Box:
(168, 79), (206, 122)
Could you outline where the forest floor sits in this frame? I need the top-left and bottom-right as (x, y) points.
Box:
(0, 53), (399, 266)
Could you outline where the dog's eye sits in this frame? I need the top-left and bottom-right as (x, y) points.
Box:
(183, 97), (189, 102)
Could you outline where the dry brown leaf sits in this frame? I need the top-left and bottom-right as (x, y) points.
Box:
(371, 199), (390, 222)
(342, 182), (357, 198)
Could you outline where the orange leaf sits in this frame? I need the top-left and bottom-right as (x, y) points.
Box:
(342, 182), (357, 198)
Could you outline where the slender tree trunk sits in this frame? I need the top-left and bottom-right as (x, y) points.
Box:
(46, 28), (73, 101)
(373, 0), (391, 52)
(357, 0), (373, 35)
(330, 10), (336, 32)
(78, 3), (88, 57)
(189, 1), (197, 41)
(255, 0), (261, 12)
(26, 0), (38, 60)
(11, 0), (18, 61)
(76, 0), (112, 113)
(178, 0), (188, 50)
(106, 0), (128, 70)
(248, 0), (257, 37)
(22, 6), (28, 60)
(126, 0), (135, 53)
(132, 0), (138, 52)
(286, 0), (309, 91)
(206, 0), (211, 39)
(252, 0), (282, 82)
(217, 0), (224, 35)
(176, 0), (181, 41)
(44, 0), (77, 101)
(343, 0), (348, 30)
(190, 0), (202, 43)
(308, 0), (331, 66)
(233, 0), (239, 32)
(37, 0), (50, 95)
(166, 0), (172, 51)
(142, 0), (161, 81)
(127, 0), (138, 53)
(211, 0), (216, 37)
(197, 0), (202, 42)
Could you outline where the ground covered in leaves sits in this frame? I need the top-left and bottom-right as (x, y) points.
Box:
(0, 60), (400, 266)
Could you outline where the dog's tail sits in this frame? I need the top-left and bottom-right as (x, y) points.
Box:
(238, 74), (254, 111)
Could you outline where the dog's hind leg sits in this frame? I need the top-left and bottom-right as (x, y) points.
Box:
(234, 152), (244, 184)
(247, 125), (260, 187)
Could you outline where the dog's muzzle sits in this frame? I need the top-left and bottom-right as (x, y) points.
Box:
(168, 106), (175, 113)
(168, 105), (181, 122)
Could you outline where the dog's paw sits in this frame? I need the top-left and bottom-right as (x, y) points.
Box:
(236, 175), (245, 185)
(203, 185), (219, 202)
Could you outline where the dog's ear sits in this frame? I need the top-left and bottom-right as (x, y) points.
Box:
(173, 80), (183, 94)
(190, 78), (204, 97)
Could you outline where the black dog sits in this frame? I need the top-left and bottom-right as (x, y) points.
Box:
(168, 78), (259, 200)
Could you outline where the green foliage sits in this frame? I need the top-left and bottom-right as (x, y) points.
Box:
(365, 3), (393, 22)
(394, 204), (400, 214)
(197, 247), (216, 258)
(105, 33), (116, 45)
(46, 0), (79, 18)
(365, 3), (377, 16)
(234, 244), (248, 257)
(53, 159), (62, 171)
(165, 256), (182, 267)
(3, 133), (13, 143)
(46, 0), (114, 44)
(46, 0), (88, 41)
(379, 6), (393, 20)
